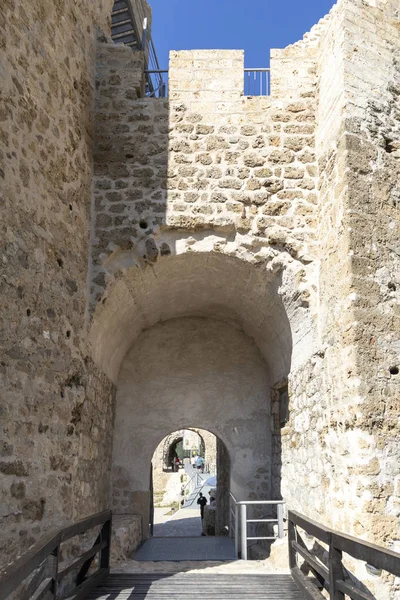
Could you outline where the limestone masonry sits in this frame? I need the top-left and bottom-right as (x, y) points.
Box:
(1, 0), (399, 586)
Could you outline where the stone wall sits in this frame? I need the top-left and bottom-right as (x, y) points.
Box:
(91, 47), (319, 321)
(91, 0), (400, 562)
(2, 0), (399, 575)
(281, 0), (400, 558)
(0, 0), (116, 567)
(341, 0), (400, 548)
(111, 317), (273, 538)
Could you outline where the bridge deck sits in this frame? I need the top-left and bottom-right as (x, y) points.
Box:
(87, 573), (304, 599)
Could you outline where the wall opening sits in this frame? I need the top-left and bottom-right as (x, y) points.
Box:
(150, 428), (228, 537)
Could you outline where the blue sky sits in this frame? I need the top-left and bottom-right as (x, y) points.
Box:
(149, 0), (337, 69)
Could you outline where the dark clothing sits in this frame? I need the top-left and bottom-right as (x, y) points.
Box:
(197, 495), (207, 519)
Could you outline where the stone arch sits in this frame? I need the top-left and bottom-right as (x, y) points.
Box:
(150, 427), (229, 536)
(90, 246), (315, 384)
(162, 431), (184, 470)
(92, 249), (316, 540)
(158, 428), (213, 470)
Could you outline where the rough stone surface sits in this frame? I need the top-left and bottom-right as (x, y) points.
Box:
(0, 0), (118, 567)
(1, 0), (399, 583)
(111, 514), (142, 565)
(112, 317), (273, 537)
(90, 0), (400, 565)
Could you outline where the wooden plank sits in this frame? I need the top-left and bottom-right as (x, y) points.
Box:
(100, 517), (112, 571)
(295, 532), (327, 590)
(292, 541), (329, 582)
(0, 531), (60, 600)
(88, 573), (305, 599)
(288, 511), (331, 544)
(60, 511), (111, 543)
(336, 579), (375, 600)
(332, 532), (400, 577)
(30, 577), (53, 600)
(65, 568), (109, 600)
(288, 518), (297, 570)
(57, 541), (107, 582)
(290, 567), (326, 600)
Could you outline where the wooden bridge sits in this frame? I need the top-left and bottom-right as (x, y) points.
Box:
(1, 510), (399, 600)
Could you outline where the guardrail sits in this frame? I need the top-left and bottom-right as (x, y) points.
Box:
(229, 493), (284, 560)
(288, 510), (400, 600)
(0, 510), (112, 600)
(142, 18), (168, 98)
(141, 68), (270, 99)
(144, 70), (168, 97)
(244, 68), (270, 96)
(181, 470), (202, 500)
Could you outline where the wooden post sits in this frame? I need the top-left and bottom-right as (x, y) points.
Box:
(52, 545), (59, 599)
(100, 516), (112, 573)
(329, 534), (345, 600)
(288, 514), (296, 570)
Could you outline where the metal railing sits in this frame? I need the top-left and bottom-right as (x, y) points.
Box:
(229, 493), (284, 560)
(0, 510), (112, 600)
(140, 68), (270, 99)
(244, 68), (271, 96)
(144, 70), (168, 97)
(182, 470), (203, 500)
(142, 19), (167, 97)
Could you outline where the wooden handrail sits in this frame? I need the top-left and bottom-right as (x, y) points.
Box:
(0, 509), (112, 600)
(288, 510), (400, 600)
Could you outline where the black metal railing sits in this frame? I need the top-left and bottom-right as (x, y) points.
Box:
(288, 510), (400, 600)
(0, 510), (112, 600)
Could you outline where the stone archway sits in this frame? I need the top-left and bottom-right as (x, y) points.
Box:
(150, 427), (226, 536)
(90, 250), (314, 541)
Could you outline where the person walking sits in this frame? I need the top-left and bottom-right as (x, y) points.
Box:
(197, 492), (207, 520)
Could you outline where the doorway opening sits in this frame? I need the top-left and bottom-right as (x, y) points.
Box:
(150, 428), (229, 539)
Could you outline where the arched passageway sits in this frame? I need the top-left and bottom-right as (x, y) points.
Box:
(90, 251), (303, 542)
(150, 428), (226, 538)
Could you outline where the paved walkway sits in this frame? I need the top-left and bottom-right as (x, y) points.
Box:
(134, 536), (236, 561)
(153, 508), (202, 537)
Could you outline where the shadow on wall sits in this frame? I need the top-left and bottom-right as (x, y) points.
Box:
(92, 40), (169, 304)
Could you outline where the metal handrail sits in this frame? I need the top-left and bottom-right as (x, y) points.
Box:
(229, 493), (284, 559)
(142, 19), (167, 97)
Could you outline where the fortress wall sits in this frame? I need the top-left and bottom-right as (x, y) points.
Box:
(2, 0), (398, 572)
(340, 0), (400, 547)
(282, 3), (355, 529)
(0, 0), (115, 567)
(283, 0), (400, 559)
(91, 47), (319, 384)
(91, 42), (322, 533)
